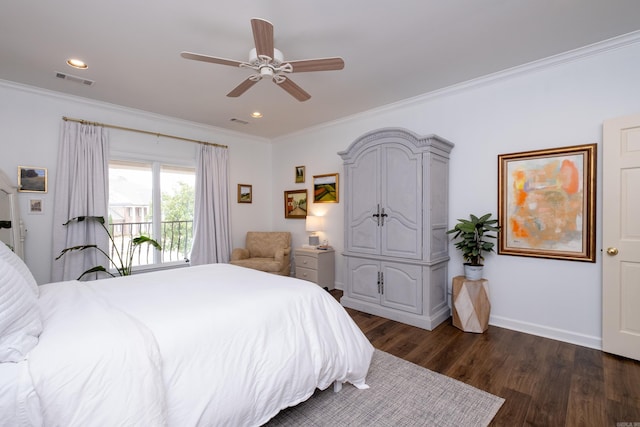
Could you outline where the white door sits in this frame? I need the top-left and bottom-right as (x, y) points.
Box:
(602, 113), (640, 361)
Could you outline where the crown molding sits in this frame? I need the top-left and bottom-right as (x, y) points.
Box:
(390, 30), (640, 109)
(0, 79), (271, 144)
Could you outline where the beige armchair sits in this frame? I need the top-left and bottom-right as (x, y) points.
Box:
(230, 231), (291, 276)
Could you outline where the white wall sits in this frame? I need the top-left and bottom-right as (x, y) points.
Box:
(0, 82), (272, 284)
(271, 35), (640, 349)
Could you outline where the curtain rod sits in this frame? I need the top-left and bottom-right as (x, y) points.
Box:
(62, 116), (228, 149)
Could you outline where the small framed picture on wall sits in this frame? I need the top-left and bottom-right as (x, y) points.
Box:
(284, 189), (307, 219)
(28, 198), (44, 214)
(313, 173), (339, 203)
(295, 166), (305, 183)
(18, 166), (48, 193)
(237, 184), (252, 203)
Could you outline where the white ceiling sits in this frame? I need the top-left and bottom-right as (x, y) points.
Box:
(2, 1), (640, 139)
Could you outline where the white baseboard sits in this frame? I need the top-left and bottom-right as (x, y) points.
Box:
(489, 315), (602, 351)
(340, 286), (602, 350)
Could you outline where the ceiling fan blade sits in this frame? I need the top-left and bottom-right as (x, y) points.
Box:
(275, 77), (311, 102)
(227, 77), (259, 97)
(180, 51), (244, 68)
(288, 57), (345, 73)
(251, 18), (274, 59)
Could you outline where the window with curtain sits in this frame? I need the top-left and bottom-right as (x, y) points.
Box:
(108, 160), (195, 270)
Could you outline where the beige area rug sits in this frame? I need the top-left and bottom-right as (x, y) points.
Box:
(266, 349), (504, 426)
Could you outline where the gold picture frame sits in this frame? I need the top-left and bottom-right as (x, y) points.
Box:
(295, 165), (305, 183)
(498, 143), (597, 262)
(313, 173), (339, 203)
(237, 184), (252, 203)
(284, 189), (307, 219)
(18, 166), (47, 193)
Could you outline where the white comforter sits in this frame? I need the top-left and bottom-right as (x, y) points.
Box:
(15, 264), (374, 427)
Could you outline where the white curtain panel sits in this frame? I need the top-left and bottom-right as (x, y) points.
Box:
(51, 121), (109, 281)
(190, 144), (232, 265)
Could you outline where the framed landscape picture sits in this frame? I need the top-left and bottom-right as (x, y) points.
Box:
(295, 166), (305, 183)
(313, 173), (339, 203)
(237, 184), (252, 203)
(18, 166), (47, 193)
(284, 189), (307, 219)
(498, 143), (597, 262)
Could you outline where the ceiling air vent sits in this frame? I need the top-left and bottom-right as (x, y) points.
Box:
(230, 118), (249, 125)
(55, 72), (94, 86)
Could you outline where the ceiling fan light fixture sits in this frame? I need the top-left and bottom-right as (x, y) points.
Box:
(259, 67), (274, 77)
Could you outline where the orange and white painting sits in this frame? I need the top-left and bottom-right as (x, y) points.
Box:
(498, 144), (596, 262)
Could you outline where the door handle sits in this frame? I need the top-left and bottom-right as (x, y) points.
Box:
(606, 247), (619, 256)
(372, 204), (381, 226)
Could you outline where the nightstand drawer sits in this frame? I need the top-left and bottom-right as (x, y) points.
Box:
(295, 266), (318, 283)
(295, 255), (318, 270)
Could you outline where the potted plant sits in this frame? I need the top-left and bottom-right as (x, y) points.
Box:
(56, 215), (162, 280)
(446, 213), (500, 280)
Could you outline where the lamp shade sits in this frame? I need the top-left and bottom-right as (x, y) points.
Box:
(305, 215), (324, 232)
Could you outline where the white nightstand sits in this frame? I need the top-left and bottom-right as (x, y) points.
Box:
(294, 248), (335, 290)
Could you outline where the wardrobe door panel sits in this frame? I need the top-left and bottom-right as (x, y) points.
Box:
(347, 257), (380, 303)
(381, 144), (421, 259)
(346, 147), (380, 254)
(380, 261), (422, 314)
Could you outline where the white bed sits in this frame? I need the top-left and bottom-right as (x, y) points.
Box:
(0, 244), (374, 427)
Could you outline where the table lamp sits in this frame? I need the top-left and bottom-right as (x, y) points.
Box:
(305, 215), (324, 246)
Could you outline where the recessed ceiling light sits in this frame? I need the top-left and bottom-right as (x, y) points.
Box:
(251, 111), (263, 118)
(66, 58), (88, 69)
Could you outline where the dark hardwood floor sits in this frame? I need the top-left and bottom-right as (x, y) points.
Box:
(330, 290), (640, 426)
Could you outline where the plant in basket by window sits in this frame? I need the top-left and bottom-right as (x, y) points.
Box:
(446, 213), (500, 280)
(56, 216), (161, 280)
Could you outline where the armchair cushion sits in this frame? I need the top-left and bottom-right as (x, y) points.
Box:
(230, 232), (291, 276)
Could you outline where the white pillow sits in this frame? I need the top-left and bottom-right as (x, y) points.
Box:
(0, 242), (38, 296)
(0, 260), (42, 362)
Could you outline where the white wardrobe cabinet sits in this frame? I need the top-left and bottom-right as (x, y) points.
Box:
(339, 128), (453, 330)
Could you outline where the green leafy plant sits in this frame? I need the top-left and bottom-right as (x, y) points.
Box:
(446, 213), (500, 266)
(56, 216), (162, 280)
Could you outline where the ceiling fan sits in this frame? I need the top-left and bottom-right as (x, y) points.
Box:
(180, 18), (344, 102)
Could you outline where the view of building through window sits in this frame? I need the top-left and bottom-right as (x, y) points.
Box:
(108, 160), (195, 269)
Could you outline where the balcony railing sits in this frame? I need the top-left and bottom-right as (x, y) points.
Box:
(109, 220), (193, 266)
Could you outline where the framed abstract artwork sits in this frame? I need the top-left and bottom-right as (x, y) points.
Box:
(498, 143), (597, 262)
(313, 173), (339, 203)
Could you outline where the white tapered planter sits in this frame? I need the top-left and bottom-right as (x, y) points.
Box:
(464, 264), (483, 281)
